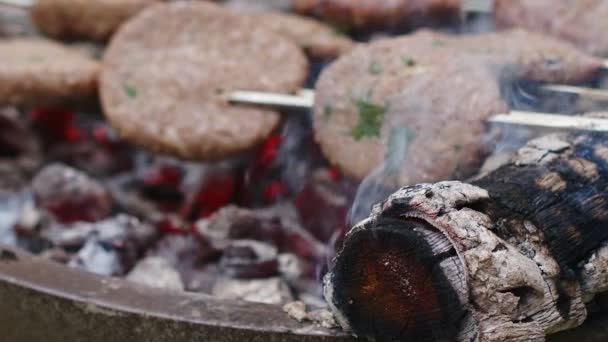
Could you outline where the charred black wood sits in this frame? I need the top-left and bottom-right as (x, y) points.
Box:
(325, 133), (608, 342)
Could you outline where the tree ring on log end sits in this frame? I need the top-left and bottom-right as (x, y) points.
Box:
(325, 217), (466, 341)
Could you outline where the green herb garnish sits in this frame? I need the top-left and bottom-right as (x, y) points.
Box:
(351, 99), (386, 140)
(368, 61), (383, 75)
(384, 125), (413, 175)
(401, 56), (416, 67)
(28, 55), (45, 63)
(323, 104), (334, 120)
(123, 83), (138, 98)
(432, 40), (445, 48)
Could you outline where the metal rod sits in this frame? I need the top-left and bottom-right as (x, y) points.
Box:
(227, 90), (314, 109)
(0, 0), (32, 9)
(228, 90), (608, 131)
(489, 111), (608, 131)
(462, 0), (492, 13)
(228, 85), (608, 109)
(541, 84), (608, 101)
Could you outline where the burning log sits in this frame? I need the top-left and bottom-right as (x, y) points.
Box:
(324, 133), (608, 341)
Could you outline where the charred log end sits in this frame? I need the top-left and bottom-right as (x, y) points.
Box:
(325, 218), (465, 341)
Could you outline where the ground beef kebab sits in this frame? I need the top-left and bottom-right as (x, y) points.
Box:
(30, 0), (160, 41)
(494, 0), (608, 57)
(292, 0), (462, 31)
(100, 1), (308, 160)
(313, 29), (604, 184)
(0, 38), (99, 107)
(242, 11), (354, 59)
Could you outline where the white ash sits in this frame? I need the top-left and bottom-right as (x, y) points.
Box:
(69, 235), (123, 276)
(15, 199), (42, 232)
(126, 257), (184, 292)
(42, 214), (155, 250)
(0, 192), (28, 245)
(283, 301), (338, 329)
(283, 301), (308, 322)
(212, 277), (293, 305)
(278, 253), (304, 280)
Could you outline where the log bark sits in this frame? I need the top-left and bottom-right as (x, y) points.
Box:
(324, 133), (608, 342)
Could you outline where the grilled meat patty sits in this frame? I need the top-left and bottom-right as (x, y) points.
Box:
(313, 29), (602, 183)
(31, 0), (160, 41)
(314, 39), (507, 184)
(494, 0), (608, 56)
(0, 38), (99, 107)
(244, 11), (355, 59)
(391, 29), (603, 83)
(292, 0), (461, 30)
(100, 2), (308, 160)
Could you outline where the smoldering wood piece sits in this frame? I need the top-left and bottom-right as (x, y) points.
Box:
(324, 133), (608, 342)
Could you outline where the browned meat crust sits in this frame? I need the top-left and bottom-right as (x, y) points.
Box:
(292, 0), (461, 30)
(31, 0), (161, 41)
(0, 38), (99, 107)
(245, 11), (355, 59)
(494, 0), (608, 56)
(313, 29), (602, 183)
(100, 2), (308, 160)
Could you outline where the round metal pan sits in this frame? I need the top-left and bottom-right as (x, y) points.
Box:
(0, 243), (355, 342)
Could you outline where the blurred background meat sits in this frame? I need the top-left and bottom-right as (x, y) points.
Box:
(292, 0), (462, 31)
(494, 0), (608, 57)
(31, 0), (160, 41)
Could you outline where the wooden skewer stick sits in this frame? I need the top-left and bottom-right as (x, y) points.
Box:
(228, 90), (608, 131)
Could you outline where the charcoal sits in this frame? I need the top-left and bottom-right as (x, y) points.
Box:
(126, 256), (184, 291)
(0, 108), (42, 193)
(0, 192), (28, 245)
(212, 277), (293, 305)
(0, 107), (40, 159)
(219, 240), (279, 279)
(41, 214), (157, 253)
(293, 168), (351, 242)
(147, 234), (222, 293)
(195, 204), (329, 262)
(39, 248), (70, 264)
(31, 163), (112, 223)
(68, 235), (123, 276)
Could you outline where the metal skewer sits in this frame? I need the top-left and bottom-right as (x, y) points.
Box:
(2, 0), (608, 122)
(227, 90), (608, 132)
(0, 0), (30, 8)
(489, 111), (608, 131)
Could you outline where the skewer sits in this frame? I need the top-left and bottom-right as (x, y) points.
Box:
(461, 0), (492, 13)
(488, 111), (608, 131)
(230, 85), (608, 109)
(228, 90), (314, 109)
(2, 0), (608, 111)
(0, 0), (30, 9)
(227, 90), (608, 132)
(540, 85), (608, 101)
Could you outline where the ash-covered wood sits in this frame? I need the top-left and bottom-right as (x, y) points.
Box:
(325, 133), (608, 341)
